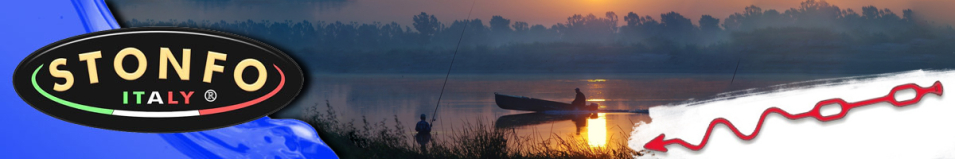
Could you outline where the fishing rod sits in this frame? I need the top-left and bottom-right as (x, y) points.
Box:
(430, 0), (477, 124)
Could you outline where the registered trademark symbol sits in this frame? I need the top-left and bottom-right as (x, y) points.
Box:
(204, 89), (217, 102)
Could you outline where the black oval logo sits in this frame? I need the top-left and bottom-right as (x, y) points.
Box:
(12, 27), (304, 133)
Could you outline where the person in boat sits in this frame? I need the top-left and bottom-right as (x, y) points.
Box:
(414, 114), (432, 151)
(572, 88), (586, 108)
(571, 88), (599, 111)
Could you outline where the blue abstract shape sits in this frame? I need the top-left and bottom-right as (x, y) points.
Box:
(0, 0), (182, 158)
(0, 0), (337, 158)
(160, 117), (338, 158)
(71, 0), (120, 32)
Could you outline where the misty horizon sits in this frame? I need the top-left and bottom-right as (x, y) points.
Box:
(107, 0), (955, 28)
(118, 0), (955, 75)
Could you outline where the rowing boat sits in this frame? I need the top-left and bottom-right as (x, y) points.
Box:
(494, 93), (593, 111)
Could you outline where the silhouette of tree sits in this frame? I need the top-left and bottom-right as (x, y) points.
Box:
(466, 18), (489, 44)
(512, 21), (529, 32)
(606, 12), (619, 33)
(791, 0), (842, 26)
(490, 15), (513, 33)
(621, 12), (661, 42)
(724, 5), (763, 31)
(358, 22), (381, 47)
(413, 12), (440, 44)
(699, 15), (723, 44)
(558, 13), (618, 43)
(659, 12), (696, 42)
(121, 0), (950, 55)
(699, 15), (721, 33)
(902, 9), (915, 22)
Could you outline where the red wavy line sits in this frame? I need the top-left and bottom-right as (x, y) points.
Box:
(644, 81), (943, 152)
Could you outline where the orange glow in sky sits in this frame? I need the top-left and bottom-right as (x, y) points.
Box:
(110, 0), (955, 26)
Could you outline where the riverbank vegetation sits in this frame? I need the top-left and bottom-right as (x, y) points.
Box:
(302, 101), (647, 159)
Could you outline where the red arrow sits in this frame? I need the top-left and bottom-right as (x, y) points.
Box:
(644, 81), (943, 152)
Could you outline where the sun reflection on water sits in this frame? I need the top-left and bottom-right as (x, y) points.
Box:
(587, 113), (607, 147)
(586, 98), (606, 102)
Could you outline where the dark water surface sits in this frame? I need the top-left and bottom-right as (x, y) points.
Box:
(275, 73), (845, 148)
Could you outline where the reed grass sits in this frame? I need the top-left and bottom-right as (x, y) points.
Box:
(302, 100), (649, 159)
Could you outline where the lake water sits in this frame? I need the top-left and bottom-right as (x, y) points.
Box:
(274, 73), (846, 149)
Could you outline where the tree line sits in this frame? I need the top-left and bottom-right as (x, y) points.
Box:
(124, 0), (949, 52)
(121, 0), (955, 74)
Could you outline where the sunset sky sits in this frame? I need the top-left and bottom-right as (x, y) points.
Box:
(108, 0), (955, 26)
